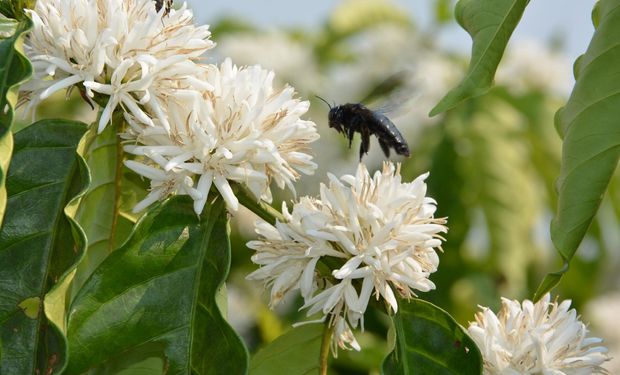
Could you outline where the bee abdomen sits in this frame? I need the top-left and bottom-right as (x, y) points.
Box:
(371, 112), (410, 157)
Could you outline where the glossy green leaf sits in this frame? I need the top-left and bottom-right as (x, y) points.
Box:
(591, 1), (602, 28)
(534, 0), (620, 300)
(0, 14), (16, 37)
(66, 195), (248, 375)
(250, 324), (323, 375)
(0, 119), (89, 374)
(0, 1), (35, 20)
(0, 16), (32, 227)
(85, 344), (167, 375)
(381, 299), (482, 375)
(70, 118), (134, 303)
(430, 0), (529, 116)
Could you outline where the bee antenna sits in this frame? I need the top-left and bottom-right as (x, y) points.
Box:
(314, 95), (332, 110)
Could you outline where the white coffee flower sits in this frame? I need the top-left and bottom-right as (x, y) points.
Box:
(468, 294), (609, 375)
(124, 160), (201, 212)
(123, 59), (319, 214)
(247, 162), (447, 352)
(23, 0), (214, 132)
(332, 315), (361, 353)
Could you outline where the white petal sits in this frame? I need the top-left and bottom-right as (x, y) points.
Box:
(381, 283), (398, 313)
(124, 160), (166, 180)
(333, 256), (364, 279)
(193, 172), (213, 215)
(214, 174), (238, 211)
(300, 257), (319, 299)
(133, 189), (164, 212)
(40, 74), (84, 99)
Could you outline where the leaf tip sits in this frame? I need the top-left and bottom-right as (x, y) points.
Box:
(429, 91), (458, 117)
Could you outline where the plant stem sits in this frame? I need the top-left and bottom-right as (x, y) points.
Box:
(319, 321), (334, 375)
(108, 110), (126, 251)
(235, 185), (285, 225)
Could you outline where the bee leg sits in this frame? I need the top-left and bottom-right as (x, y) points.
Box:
(378, 138), (390, 158)
(359, 130), (370, 160)
(347, 126), (355, 149)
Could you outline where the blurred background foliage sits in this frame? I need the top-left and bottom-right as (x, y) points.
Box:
(16, 0), (620, 373)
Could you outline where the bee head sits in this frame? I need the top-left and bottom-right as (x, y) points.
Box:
(315, 95), (344, 133)
(328, 107), (344, 133)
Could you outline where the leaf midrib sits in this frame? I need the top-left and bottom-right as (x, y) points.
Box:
(33, 134), (82, 374)
(73, 262), (200, 323)
(461, 0), (523, 87)
(186, 201), (220, 373)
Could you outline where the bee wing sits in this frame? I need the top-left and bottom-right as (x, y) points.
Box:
(359, 71), (409, 104)
(361, 71), (420, 120)
(372, 89), (420, 119)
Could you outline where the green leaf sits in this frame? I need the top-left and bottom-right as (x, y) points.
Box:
(537, 0), (620, 300)
(66, 196), (248, 375)
(591, 1), (602, 28)
(0, 16), (32, 227)
(0, 14), (17, 37)
(250, 324), (323, 375)
(429, 0), (529, 116)
(0, 119), (89, 374)
(85, 344), (167, 375)
(0, 1), (35, 20)
(70, 117), (134, 303)
(381, 299), (482, 375)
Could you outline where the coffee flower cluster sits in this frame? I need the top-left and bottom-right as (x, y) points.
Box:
(23, 0), (214, 133)
(247, 163), (447, 353)
(23, 0), (319, 213)
(122, 59), (319, 213)
(468, 294), (609, 374)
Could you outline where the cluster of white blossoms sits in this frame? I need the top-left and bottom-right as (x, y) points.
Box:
(468, 294), (609, 374)
(123, 58), (319, 213)
(23, 0), (319, 214)
(247, 162), (447, 353)
(23, 0), (214, 133)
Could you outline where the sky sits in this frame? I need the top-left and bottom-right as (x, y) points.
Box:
(188, 0), (596, 64)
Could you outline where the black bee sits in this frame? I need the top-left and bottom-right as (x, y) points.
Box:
(154, 0), (173, 15)
(317, 97), (410, 161)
